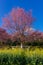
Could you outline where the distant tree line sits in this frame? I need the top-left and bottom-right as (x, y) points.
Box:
(0, 27), (43, 47)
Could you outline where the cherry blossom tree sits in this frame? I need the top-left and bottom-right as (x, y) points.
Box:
(2, 7), (35, 48)
(27, 30), (43, 46)
(0, 28), (11, 46)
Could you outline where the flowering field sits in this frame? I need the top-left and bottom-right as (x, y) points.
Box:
(0, 47), (43, 65)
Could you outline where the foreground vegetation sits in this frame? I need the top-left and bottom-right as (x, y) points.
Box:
(0, 47), (43, 65)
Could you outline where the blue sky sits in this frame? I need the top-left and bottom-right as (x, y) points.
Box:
(0, 0), (43, 32)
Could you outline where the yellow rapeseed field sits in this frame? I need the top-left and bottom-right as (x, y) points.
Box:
(0, 47), (43, 65)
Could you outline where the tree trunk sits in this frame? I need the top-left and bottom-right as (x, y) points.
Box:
(21, 43), (23, 48)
